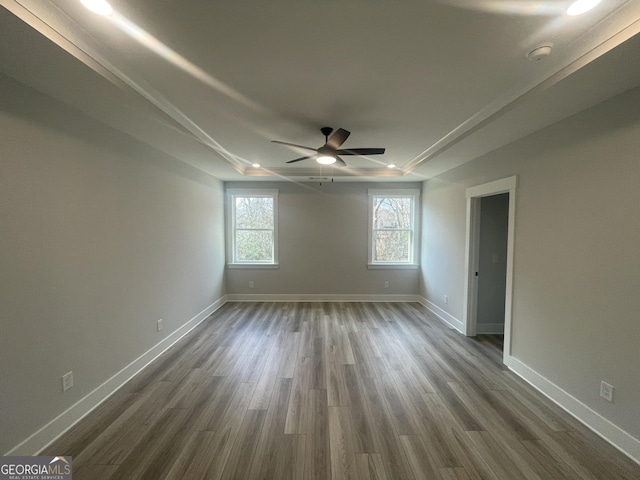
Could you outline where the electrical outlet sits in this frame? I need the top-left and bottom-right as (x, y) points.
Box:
(157, 319), (163, 332)
(444, 295), (448, 304)
(62, 371), (74, 392)
(384, 281), (389, 289)
(249, 281), (254, 288)
(600, 381), (614, 402)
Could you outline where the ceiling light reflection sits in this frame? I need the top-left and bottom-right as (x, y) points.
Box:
(567, 0), (601, 16)
(436, 1), (563, 16)
(80, 0), (113, 16)
(83, 4), (266, 114)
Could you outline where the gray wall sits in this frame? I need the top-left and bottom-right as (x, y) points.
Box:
(225, 181), (421, 296)
(0, 75), (227, 454)
(419, 86), (640, 440)
(477, 193), (509, 332)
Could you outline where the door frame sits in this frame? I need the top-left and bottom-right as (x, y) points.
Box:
(462, 176), (517, 362)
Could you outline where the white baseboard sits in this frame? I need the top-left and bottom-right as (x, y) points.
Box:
(416, 296), (464, 333)
(5, 296), (228, 456)
(505, 355), (640, 465)
(226, 293), (420, 302)
(11, 295), (637, 467)
(476, 322), (505, 335)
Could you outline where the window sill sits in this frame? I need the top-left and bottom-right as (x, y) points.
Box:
(227, 263), (280, 269)
(367, 263), (419, 270)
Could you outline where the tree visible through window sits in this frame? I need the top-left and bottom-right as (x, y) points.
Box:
(228, 190), (278, 264)
(369, 190), (419, 265)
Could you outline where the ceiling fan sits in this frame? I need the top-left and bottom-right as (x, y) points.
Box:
(272, 127), (385, 166)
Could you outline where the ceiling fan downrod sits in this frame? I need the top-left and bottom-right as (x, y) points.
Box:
(320, 126), (333, 143)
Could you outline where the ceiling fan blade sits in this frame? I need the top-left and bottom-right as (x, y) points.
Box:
(286, 155), (315, 164)
(271, 140), (317, 151)
(335, 156), (347, 167)
(326, 128), (350, 149)
(335, 148), (385, 155)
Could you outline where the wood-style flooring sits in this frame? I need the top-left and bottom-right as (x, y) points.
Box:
(45, 302), (640, 479)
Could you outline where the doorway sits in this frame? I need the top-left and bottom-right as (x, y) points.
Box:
(463, 176), (517, 364)
(477, 193), (509, 335)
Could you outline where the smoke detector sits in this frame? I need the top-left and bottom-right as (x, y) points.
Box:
(527, 43), (553, 61)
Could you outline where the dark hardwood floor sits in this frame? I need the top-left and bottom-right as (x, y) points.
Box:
(45, 302), (640, 479)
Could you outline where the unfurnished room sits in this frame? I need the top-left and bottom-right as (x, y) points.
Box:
(1, 1), (639, 479)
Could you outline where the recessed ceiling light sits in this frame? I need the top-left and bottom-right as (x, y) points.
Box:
(80, 0), (113, 15)
(251, 163), (261, 168)
(387, 164), (396, 169)
(567, 0), (601, 16)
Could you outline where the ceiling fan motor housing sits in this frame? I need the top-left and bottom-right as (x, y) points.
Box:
(317, 145), (333, 155)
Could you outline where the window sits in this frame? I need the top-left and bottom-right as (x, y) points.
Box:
(227, 189), (278, 266)
(368, 189), (419, 267)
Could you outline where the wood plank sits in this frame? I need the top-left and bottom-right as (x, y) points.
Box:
(107, 407), (193, 480)
(399, 434), (440, 480)
(327, 359), (351, 407)
(277, 331), (302, 378)
(356, 453), (389, 480)
(304, 389), (331, 480)
(70, 463), (119, 480)
(438, 467), (473, 480)
(248, 334), (281, 409)
(284, 356), (313, 434)
(360, 376), (417, 480)
(219, 408), (267, 480)
(463, 430), (542, 480)
(344, 364), (378, 453)
(329, 406), (360, 480)
(69, 381), (184, 466)
(414, 393), (464, 468)
(246, 378), (293, 479)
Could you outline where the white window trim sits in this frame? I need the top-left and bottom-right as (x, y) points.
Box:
(368, 189), (420, 268)
(226, 188), (279, 266)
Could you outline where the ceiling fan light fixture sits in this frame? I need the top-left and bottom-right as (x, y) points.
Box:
(567, 0), (600, 16)
(317, 155), (336, 165)
(274, 127), (385, 167)
(80, 0), (113, 15)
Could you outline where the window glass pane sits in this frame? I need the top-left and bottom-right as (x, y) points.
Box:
(374, 230), (410, 262)
(373, 197), (412, 230)
(235, 197), (273, 229)
(235, 230), (274, 262)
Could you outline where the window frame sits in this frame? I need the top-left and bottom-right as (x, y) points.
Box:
(368, 189), (420, 269)
(226, 188), (279, 268)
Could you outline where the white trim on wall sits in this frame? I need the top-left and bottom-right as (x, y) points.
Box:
(463, 175), (517, 364)
(417, 285), (640, 464)
(5, 296), (228, 456)
(505, 356), (640, 465)
(226, 294), (420, 303)
(368, 189), (421, 267)
(226, 188), (279, 266)
(7, 292), (638, 466)
(416, 296), (464, 333)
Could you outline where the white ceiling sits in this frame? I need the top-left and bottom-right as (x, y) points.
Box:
(1, 0), (639, 182)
